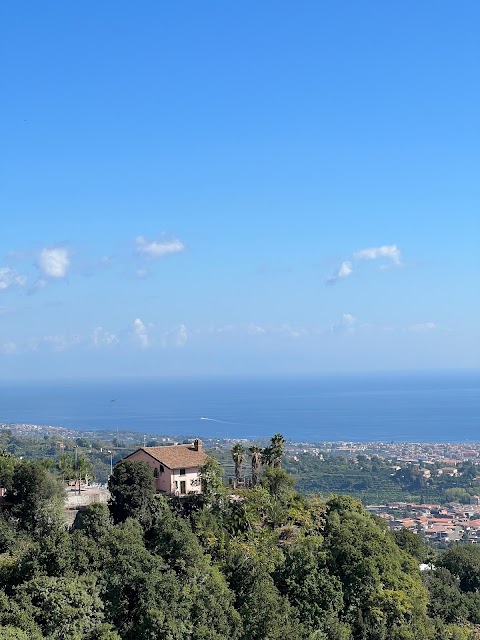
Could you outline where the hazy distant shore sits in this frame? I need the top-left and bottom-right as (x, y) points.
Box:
(3, 422), (480, 465)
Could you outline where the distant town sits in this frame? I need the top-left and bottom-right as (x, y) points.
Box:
(4, 420), (480, 546)
(4, 421), (480, 462)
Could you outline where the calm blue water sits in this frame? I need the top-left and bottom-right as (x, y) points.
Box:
(0, 372), (478, 442)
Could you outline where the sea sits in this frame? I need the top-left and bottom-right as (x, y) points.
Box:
(0, 371), (479, 443)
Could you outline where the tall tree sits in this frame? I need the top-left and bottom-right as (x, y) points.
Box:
(57, 453), (75, 485)
(249, 445), (262, 486)
(261, 446), (274, 467)
(59, 453), (94, 494)
(107, 460), (155, 527)
(270, 434), (286, 468)
(6, 461), (65, 536)
(439, 544), (480, 593)
(0, 451), (15, 492)
(231, 444), (245, 487)
(261, 467), (295, 504)
(74, 455), (94, 493)
(72, 502), (112, 541)
(198, 457), (225, 506)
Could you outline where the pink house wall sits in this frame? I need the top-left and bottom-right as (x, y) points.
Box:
(126, 449), (202, 495)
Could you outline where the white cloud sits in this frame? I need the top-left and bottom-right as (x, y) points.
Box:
(135, 268), (149, 279)
(133, 318), (149, 348)
(92, 326), (119, 347)
(1, 341), (17, 354)
(326, 244), (404, 284)
(326, 261), (353, 284)
(135, 235), (185, 259)
(0, 267), (27, 290)
(38, 247), (70, 278)
(353, 244), (402, 265)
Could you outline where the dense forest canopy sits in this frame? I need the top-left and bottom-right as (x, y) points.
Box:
(1, 438), (480, 639)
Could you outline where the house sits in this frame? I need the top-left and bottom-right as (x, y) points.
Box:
(124, 439), (207, 496)
(437, 467), (459, 477)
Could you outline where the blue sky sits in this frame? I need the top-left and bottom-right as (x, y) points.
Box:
(1, 1), (479, 379)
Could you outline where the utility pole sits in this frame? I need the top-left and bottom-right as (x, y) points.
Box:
(108, 450), (113, 477)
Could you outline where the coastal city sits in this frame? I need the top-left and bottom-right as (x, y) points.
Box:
(5, 421), (480, 463)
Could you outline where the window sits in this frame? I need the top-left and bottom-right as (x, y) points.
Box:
(153, 468), (158, 478)
(159, 464), (165, 473)
(179, 468), (186, 475)
(180, 480), (186, 494)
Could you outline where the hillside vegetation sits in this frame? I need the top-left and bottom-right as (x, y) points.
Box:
(1, 442), (480, 639)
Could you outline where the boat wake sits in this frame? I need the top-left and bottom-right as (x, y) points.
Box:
(200, 416), (238, 425)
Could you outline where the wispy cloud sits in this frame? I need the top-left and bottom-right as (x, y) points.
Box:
(332, 313), (357, 334)
(135, 235), (185, 259)
(247, 323), (267, 335)
(353, 244), (402, 265)
(326, 261), (353, 284)
(275, 324), (308, 339)
(408, 322), (438, 332)
(162, 324), (189, 348)
(28, 279), (48, 295)
(326, 244), (403, 284)
(175, 324), (188, 347)
(80, 254), (115, 278)
(1, 341), (17, 354)
(43, 334), (82, 351)
(0, 267), (27, 291)
(92, 326), (119, 347)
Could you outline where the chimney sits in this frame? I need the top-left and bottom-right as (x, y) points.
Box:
(194, 439), (202, 452)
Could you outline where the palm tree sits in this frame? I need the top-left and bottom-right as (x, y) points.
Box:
(75, 455), (94, 489)
(261, 446), (274, 467)
(231, 443), (245, 487)
(57, 453), (75, 485)
(63, 452), (93, 495)
(270, 433), (286, 468)
(249, 445), (262, 486)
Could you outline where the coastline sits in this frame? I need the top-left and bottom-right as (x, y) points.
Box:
(3, 421), (480, 464)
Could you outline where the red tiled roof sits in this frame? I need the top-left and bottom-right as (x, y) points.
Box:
(427, 517), (454, 524)
(126, 443), (208, 470)
(466, 520), (480, 527)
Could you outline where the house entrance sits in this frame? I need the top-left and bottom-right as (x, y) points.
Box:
(180, 480), (186, 494)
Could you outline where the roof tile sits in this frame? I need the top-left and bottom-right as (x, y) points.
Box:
(128, 444), (208, 470)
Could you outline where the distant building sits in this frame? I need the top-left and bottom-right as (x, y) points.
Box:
(124, 439), (207, 496)
(437, 467), (459, 477)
